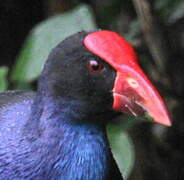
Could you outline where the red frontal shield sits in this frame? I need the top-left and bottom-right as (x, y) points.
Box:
(84, 30), (171, 126)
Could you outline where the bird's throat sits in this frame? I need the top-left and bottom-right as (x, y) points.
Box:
(54, 123), (112, 180)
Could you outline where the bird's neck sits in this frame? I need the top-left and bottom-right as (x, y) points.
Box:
(25, 96), (114, 179)
(26, 95), (111, 133)
(55, 123), (112, 180)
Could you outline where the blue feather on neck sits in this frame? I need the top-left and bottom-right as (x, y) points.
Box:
(25, 97), (115, 180)
(54, 122), (111, 180)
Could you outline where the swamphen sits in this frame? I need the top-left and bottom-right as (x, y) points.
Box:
(0, 30), (171, 180)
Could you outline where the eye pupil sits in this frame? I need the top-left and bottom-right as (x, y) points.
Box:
(91, 62), (100, 70)
(87, 60), (104, 72)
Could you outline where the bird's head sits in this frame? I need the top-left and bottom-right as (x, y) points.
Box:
(39, 30), (171, 126)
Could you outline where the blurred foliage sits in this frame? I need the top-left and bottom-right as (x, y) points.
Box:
(96, 0), (123, 26)
(11, 4), (96, 83)
(107, 124), (134, 179)
(0, 0), (184, 179)
(0, 67), (8, 92)
(155, 0), (184, 23)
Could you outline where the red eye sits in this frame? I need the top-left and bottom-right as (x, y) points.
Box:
(87, 60), (104, 72)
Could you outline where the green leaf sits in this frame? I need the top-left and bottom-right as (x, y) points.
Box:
(0, 67), (8, 92)
(107, 124), (135, 180)
(124, 20), (140, 41)
(11, 4), (96, 83)
(155, 0), (184, 23)
(168, 1), (184, 23)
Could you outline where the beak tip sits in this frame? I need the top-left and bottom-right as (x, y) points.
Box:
(161, 121), (172, 127)
(154, 115), (172, 127)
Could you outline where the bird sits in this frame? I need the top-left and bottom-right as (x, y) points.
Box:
(0, 30), (171, 180)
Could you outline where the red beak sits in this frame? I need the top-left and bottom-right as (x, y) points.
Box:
(84, 30), (171, 126)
